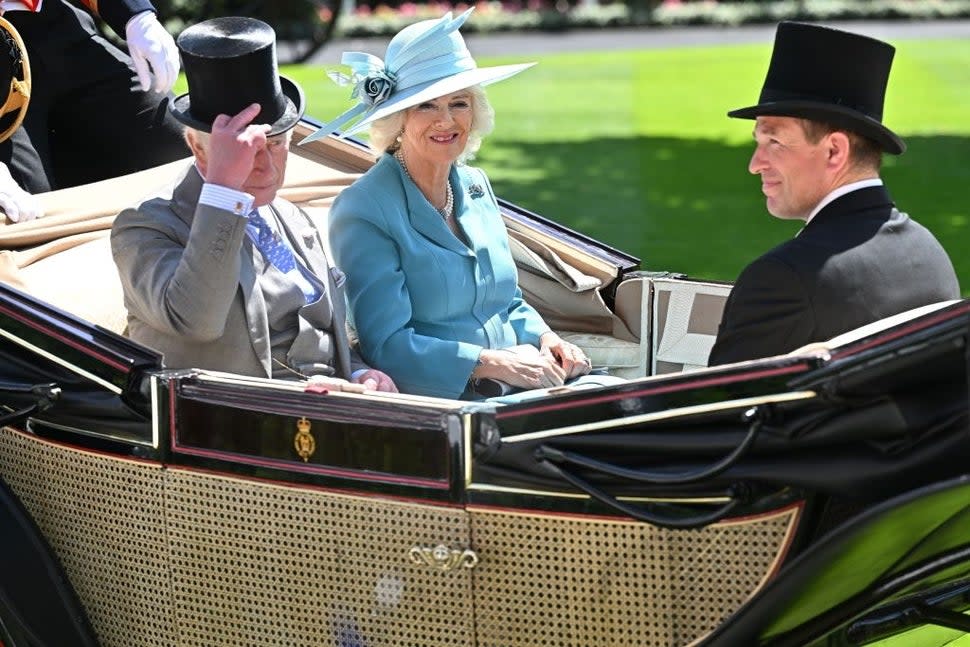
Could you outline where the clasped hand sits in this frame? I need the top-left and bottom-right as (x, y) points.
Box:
(477, 347), (566, 390)
(539, 332), (592, 380)
(477, 335), (592, 391)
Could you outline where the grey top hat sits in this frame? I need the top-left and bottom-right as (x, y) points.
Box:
(170, 16), (305, 136)
(729, 21), (905, 155)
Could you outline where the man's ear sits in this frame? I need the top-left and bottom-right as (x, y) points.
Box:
(825, 131), (852, 171)
(185, 131), (208, 175)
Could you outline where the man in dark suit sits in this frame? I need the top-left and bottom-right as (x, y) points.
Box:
(708, 21), (960, 366)
(111, 17), (396, 391)
(0, 0), (187, 220)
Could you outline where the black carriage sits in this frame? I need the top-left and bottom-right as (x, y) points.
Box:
(1, 127), (968, 646)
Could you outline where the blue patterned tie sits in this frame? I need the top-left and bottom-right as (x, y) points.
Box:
(247, 210), (297, 273)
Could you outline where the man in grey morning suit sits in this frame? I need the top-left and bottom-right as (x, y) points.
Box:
(708, 22), (960, 366)
(111, 17), (396, 392)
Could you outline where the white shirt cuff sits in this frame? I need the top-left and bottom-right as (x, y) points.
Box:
(199, 183), (254, 216)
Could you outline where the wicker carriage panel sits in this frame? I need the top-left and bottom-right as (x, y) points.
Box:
(0, 424), (798, 646)
(666, 514), (795, 644)
(165, 469), (476, 647)
(0, 427), (175, 647)
(469, 507), (796, 647)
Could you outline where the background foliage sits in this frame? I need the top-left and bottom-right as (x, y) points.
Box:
(338, 0), (970, 36)
(153, 0), (970, 39)
(281, 37), (970, 292)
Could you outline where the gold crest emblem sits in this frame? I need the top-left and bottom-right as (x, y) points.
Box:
(294, 417), (316, 463)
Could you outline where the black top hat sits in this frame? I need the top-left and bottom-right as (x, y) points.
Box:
(728, 22), (905, 155)
(0, 16), (31, 144)
(171, 17), (305, 136)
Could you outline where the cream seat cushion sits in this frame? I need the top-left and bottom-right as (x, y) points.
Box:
(651, 277), (731, 374)
(558, 331), (644, 379)
(0, 152), (360, 335)
(17, 234), (127, 335)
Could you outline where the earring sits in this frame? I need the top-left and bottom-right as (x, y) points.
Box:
(395, 129), (404, 143)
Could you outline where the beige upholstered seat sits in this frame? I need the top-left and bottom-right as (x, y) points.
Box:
(651, 277), (732, 375)
(0, 158), (190, 334)
(554, 275), (732, 379)
(18, 235), (128, 335)
(557, 330), (644, 378)
(0, 143), (733, 383)
(0, 150), (360, 336)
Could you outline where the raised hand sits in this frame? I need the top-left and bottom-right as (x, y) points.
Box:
(204, 103), (271, 191)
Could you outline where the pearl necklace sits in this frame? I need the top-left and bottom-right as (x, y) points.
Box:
(395, 149), (453, 220)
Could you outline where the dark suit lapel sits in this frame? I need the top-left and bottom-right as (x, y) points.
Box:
(802, 185), (894, 232)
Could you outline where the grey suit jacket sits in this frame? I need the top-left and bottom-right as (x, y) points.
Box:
(111, 164), (365, 379)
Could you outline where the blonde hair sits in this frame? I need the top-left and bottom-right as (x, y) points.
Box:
(368, 85), (494, 163)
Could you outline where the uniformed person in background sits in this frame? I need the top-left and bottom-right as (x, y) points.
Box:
(0, 0), (188, 223)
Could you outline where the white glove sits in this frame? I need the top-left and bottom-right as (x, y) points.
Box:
(0, 162), (42, 223)
(125, 11), (180, 94)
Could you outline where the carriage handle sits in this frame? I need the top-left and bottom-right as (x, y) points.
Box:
(0, 382), (60, 427)
(535, 457), (747, 530)
(534, 406), (765, 486)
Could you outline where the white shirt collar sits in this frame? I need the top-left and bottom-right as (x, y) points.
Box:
(805, 178), (883, 225)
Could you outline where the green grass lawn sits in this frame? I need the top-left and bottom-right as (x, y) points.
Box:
(279, 37), (970, 293)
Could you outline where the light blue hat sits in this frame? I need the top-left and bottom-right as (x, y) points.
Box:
(301, 9), (534, 144)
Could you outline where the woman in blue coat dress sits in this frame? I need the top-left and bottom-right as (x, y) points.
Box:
(304, 10), (593, 399)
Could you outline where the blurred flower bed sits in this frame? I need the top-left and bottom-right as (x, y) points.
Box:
(338, 1), (628, 36)
(337, 0), (970, 37)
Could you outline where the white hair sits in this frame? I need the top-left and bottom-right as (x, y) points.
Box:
(367, 84), (495, 163)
